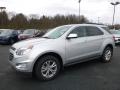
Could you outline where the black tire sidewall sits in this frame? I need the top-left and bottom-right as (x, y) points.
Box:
(34, 55), (60, 81)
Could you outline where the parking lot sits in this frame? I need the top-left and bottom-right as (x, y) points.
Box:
(0, 45), (120, 90)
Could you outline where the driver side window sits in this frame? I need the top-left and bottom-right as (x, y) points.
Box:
(69, 26), (86, 38)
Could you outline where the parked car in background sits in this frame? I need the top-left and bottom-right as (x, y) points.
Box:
(17, 30), (23, 35)
(0, 29), (19, 44)
(36, 30), (47, 37)
(110, 30), (120, 44)
(9, 24), (114, 81)
(18, 29), (40, 40)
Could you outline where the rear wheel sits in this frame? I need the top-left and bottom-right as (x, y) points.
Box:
(34, 55), (61, 81)
(101, 47), (113, 63)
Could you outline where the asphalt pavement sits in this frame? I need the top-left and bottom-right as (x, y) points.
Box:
(0, 45), (120, 90)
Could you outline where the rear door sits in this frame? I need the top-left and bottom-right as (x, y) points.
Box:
(85, 26), (104, 56)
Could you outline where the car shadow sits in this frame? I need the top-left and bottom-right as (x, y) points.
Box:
(61, 59), (103, 75)
(10, 59), (103, 82)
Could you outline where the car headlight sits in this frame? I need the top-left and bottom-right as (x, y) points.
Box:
(16, 45), (33, 56)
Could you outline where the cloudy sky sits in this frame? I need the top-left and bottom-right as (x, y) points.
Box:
(0, 0), (120, 24)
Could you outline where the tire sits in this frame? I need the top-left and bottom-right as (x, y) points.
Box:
(34, 55), (61, 81)
(101, 47), (113, 63)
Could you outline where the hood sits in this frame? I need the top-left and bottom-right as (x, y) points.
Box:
(0, 35), (10, 38)
(12, 37), (51, 49)
(0, 34), (9, 37)
(113, 34), (120, 38)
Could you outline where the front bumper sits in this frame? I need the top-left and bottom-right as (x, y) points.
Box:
(115, 40), (120, 44)
(115, 37), (120, 44)
(0, 40), (9, 44)
(9, 59), (33, 72)
(9, 49), (34, 73)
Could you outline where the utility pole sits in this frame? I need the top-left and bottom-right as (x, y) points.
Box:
(78, 0), (82, 23)
(98, 17), (100, 24)
(111, 2), (120, 29)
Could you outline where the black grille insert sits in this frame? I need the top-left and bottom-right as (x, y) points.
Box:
(11, 47), (16, 51)
(9, 53), (14, 61)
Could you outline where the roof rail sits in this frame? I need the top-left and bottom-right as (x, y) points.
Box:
(84, 23), (105, 25)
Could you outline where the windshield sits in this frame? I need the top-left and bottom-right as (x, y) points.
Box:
(0, 30), (13, 36)
(43, 26), (72, 39)
(110, 30), (120, 34)
(23, 29), (35, 35)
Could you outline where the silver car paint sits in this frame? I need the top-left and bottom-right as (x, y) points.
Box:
(9, 24), (115, 72)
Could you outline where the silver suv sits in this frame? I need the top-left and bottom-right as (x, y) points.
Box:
(9, 24), (115, 81)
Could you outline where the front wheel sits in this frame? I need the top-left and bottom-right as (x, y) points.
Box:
(34, 55), (61, 81)
(101, 47), (113, 63)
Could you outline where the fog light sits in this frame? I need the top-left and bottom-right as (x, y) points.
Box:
(16, 63), (27, 70)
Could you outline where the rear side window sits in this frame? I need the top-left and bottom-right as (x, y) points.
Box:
(69, 26), (86, 37)
(101, 27), (111, 34)
(86, 26), (104, 36)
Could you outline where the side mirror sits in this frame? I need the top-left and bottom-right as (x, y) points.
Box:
(67, 34), (78, 39)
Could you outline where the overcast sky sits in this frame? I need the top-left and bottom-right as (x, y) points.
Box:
(0, 0), (120, 24)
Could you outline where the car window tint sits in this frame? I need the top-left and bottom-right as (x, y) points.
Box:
(102, 27), (111, 34)
(86, 26), (103, 36)
(13, 31), (18, 35)
(70, 26), (86, 37)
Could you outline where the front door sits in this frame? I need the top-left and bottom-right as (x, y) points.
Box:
(65, 26), (87, 63)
